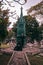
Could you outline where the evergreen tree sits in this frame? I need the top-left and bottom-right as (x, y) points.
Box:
(0, 1), (8, 44)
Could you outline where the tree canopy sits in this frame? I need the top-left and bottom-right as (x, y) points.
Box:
(13, 15), (42, 43)
(0, 2), (9, 43)
(27, 1), (43, 17)
(0, 18), (8, 42)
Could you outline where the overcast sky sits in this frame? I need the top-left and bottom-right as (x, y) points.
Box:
(2, 0), (42, 28)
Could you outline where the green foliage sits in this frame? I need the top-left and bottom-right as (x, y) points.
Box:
(7, 30), (13, 40)
(39, 24), (43, 40)
(12, 23), (17, 37)
(0, 18), (8, 43)
(13, 15), (43, 43)
(0, 2), (9, 43)
(24, 15), (39, 42)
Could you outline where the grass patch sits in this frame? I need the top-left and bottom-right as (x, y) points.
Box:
(0, 44), (10, 48)
(0, 53), (12, 65)
(27, 54), (43, 65)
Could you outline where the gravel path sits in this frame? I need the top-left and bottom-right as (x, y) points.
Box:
(8, 51), (28, 65)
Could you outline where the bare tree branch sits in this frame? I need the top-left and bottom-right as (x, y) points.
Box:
(13, 0), (27, 5)
(8, 13), (16, 17)
(5, 0), (15, 7)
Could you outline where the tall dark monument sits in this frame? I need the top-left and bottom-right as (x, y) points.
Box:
(14, 0), (27, 51)
(14, 7), (26, 51)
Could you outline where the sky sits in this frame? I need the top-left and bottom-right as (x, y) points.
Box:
(2, 0), (42, 28)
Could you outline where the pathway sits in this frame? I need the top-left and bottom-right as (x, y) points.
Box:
(7, 51), (28, 65)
